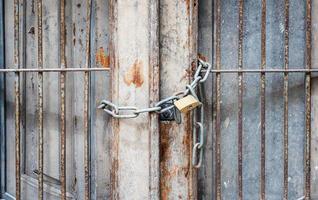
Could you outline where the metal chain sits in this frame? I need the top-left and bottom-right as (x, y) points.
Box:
(192, 82), (205, 168)
(98, 59), (212, 167)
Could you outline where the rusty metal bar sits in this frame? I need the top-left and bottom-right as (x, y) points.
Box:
(37, 0), (44, 199)
(237, 0), (244, 199)
(260, 0), (266, 199)
(305, 0), (312, 199)
(84, 0), (91, 199)
(215, 0), (221, 199)
(283, 0), (290, 199)
(60, 0), (66, 199)
(14, 0), (21, 199)
(14, 73), (21, 200)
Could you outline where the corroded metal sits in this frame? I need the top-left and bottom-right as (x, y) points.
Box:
(238, 0), (244, 199)
(260, 0), (266, 199)
(283, 0), (289, 199)
(84, 0), (91, 199)
(109, 0), (160, 199)
(37, 0), (44, 199)
(159, 0), (198, 196)
(14, 72), (21, 200)
(14, 0), (21, 199)
(215, 0), (221, 199)
(305, 0), (312, 199)
(60, 0), (66, 199)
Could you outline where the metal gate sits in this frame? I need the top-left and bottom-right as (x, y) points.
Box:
(0, 0), (317, 200)
(197, 0), (317, 199)
(0, 0), (111, 199)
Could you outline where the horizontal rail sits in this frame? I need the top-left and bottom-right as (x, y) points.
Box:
(0, 68), (109, 72)
(206, 69), (318, 73)
(1, 67), (318, 73)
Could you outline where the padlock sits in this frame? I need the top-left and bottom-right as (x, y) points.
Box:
(174, 95), (201, 113)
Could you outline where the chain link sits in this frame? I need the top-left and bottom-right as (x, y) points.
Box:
(98, 58), (211, 168)
(192, 82), (205, 168)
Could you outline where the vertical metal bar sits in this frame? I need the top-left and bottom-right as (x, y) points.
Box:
(237, 0), (244, 199)
(305, 0), (312, 199)
(14, 0), (21, 199)
(37, 0), (44, 199)
(84, 0), (91, 199)
(215, 0), (221, 199)
(14, 73), (21, 200)
(60, 0), (66, 199)
(283, 0), (289, 199)
(260, 0), (266, 199)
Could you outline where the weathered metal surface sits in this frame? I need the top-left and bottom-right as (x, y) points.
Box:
(312, 81), (318, 199)
(109, 0), (159, 199)
(311, 0), (318, 198)
(238, 0), (244, 199)
(90, 1), (111, 199)
(83, 0), (91, 199)
(37, 0), (44, 199)
(260, 0), (266, 199)
(14, 0), (21, 199)
(215, 0), (221, 199)
(197, 0), (213, 199)
(210, 0), (307, 199)
(1, 1), (317, 199)
(149, 0), (160, 198)
(305, 1), (312, 199)
(159, 0), (197, 199)
(59, 0), (67, 199)
(283, 0), (289, 199)
(42, 0), (60, 184)
(71, 0), (89, 199)
(4, 0), (17, 196)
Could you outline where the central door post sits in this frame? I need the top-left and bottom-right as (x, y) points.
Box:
(109, 0), (160, 199)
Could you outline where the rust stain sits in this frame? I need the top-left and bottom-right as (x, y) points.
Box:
(96, 47), (110, 68)
(198, 53), (207, 62)
(160, 123), (173, 200)
(160, 117), (193, 199)
(123, 59), (144, 88)
(185, 0), (190, 16)
(180, 68), (192, 82)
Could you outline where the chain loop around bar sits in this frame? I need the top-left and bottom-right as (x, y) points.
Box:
(98, 58), (211, 168)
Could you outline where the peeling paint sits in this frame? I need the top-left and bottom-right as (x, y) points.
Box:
(95, 47), (110, 68)
(123, 59), (144, 88)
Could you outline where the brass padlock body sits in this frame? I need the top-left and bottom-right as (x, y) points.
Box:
(174, 95), (201, 113)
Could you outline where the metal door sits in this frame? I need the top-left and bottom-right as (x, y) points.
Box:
(1, 0), (318, 200)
